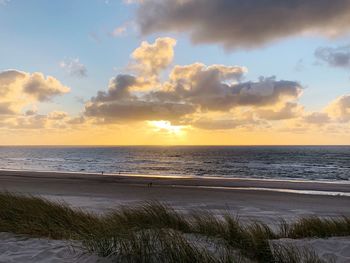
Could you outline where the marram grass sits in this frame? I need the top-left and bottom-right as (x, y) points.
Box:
(0, 192), (348, 262)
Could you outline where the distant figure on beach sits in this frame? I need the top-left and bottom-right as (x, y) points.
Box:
(148, 182), (153, 187)
(101, 171), (104, 175)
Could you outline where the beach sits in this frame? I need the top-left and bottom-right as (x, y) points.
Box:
(0, 170), (349, 219)
(0, 170), (349, 262)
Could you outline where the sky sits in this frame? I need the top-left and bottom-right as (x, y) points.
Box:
(0, 0), (350, 145)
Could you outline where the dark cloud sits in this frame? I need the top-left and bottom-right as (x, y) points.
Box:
(85, 100), (196, 123)
(315, 45), (350, 68)
(84, 74), (196, 123)
(85, 71), (301, 125)
(152, 74), (302, 111)
(92, 75), (137, 102)
(23, 72), (70, 101)
(137, 0), (350, 49)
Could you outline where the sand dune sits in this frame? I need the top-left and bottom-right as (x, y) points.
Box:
(272, 237), (350, 263)
(0, 233), (103, 263)
(0, 170), (349, 262)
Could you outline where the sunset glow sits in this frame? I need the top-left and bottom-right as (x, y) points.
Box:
(1, 0), (350, 145)
(149, 121), (186, 136)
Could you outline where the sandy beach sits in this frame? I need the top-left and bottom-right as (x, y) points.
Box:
(0, 170), (350, 262)
(0, 170), (349, 220)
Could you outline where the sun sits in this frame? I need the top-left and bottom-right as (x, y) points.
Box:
(148, 121), (186, 135)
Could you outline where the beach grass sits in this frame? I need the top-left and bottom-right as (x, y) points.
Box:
(280, 216), (350, 239)
(0, 192), (348, 262)
(83, 229), (233, 263)
(270, 243), (331, 263)
(0, 192), (102, 240)
(103, 201), (191, 233)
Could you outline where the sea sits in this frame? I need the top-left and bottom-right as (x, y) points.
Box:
(0, 146), (349, 181)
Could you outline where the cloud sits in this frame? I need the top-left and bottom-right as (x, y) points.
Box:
(0, 70), (73, 130)
(152, 72), (302, 112)
(0, 48), (317, 135)
(315, 45), (350, 69)
(325, 94), (350, 122)
(66, 116), (85, 125)
(23, 72), (70, 101)
(60, 58), (87, 77)
(0, 70), (70, 116)
(0, 113), (52, 130)
(83, 39), (303, 128)
(0, 109), (85, 130)
(193, 116), (265, 130)
(256, 102), (304, 121)
(48, 111), (68, 120)
(0, 102), (16, 115)
(130, 37), (176, 76)
(91, 74), (137, 102)
(137, 0), (350, 49)
(303, 112), (331, 124)
(25, 109), (37, 116)
(1, 39), (348, 137)
(85, 74), (196, 123)
(0, 70), (26, 96)
(84, 73), (302, 126)
(281, 95), (350, 133)
(7, 114), (48, 129)
(85, 100), (196, 123)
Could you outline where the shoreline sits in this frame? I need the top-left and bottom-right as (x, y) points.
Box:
(0, 169), (349, 196)
(2, 167), (350, 184)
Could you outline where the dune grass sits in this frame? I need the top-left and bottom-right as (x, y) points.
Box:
(0, 192), (348, 262)
(280, 216), (350, 239)
(0, 192), (102, 239)
(271, 243), (331, 263)
(83, 229), (236, 263)
(103, 201), (191, 233)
